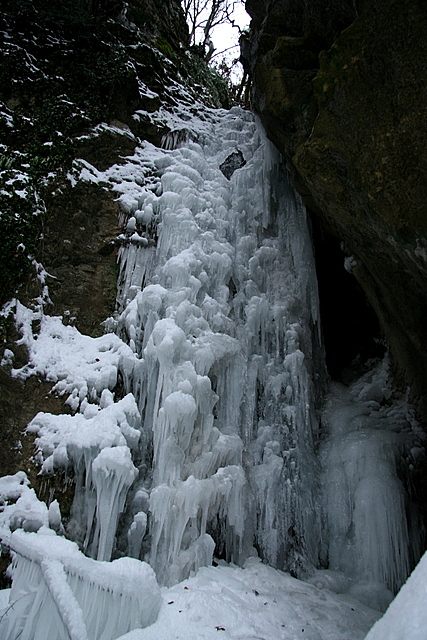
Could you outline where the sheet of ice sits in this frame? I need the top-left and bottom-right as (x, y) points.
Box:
(319, 358), (425, 609)
(40, 558), (89, 640)
(0, 555), (381, 640)
(0, 588), (11, 610)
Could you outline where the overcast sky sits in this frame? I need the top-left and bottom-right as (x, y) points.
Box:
(209, 2), (251, 81)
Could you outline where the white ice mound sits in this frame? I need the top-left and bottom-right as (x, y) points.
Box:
(0, 529), (160, 640)
(364, 550), (427, 640)
(28, 395), (140, 561)
(0, 472), (49, 540)
(11, 306), (139, 410)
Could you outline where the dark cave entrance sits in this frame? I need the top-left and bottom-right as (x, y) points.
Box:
(309, 215), (385, 383)
(309, 214), (427, 572)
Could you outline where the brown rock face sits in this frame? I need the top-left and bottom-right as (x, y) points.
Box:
(244, 0), (427, 420)
(40, 178), (124, 337)
(0, 149), (124, 513)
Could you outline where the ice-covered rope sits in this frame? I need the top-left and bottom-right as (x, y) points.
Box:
(40, 559), (89, 640)
(0, 530), (160, 640)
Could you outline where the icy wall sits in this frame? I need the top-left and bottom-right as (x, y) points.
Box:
(0, 100), (425, 638)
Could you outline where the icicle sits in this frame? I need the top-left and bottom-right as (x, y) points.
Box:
(149, 466), (246, 586)
(91, 446), (138, 561)
(28, 396), (141, 560)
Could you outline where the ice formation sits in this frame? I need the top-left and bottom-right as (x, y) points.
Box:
(109, 105), (324, 584)
(27, 395), (140, 560)
(6, 106), (325, 584)
(317, 357), (425, 611)
(1, 99), (426, 637)
(0, 529), (160, 640)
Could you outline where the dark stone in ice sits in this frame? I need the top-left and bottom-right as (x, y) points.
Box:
(219, 150), (246, 179)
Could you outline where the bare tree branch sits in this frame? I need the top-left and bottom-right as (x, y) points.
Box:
(209, 43), (239, 61)
(183, 0), (245, 58)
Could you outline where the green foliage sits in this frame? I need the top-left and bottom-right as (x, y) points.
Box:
(156, 38), (175, 61)
(184, 54), (231, 109)
(0, 187), (41, 303)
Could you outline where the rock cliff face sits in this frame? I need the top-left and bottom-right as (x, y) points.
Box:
(242, 0), (427, 420)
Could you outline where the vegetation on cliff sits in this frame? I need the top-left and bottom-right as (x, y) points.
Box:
(0, 0), (230, 305)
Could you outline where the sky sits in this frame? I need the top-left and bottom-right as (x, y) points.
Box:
(210, 2), (251, 58)
(195, 1), (251, 83)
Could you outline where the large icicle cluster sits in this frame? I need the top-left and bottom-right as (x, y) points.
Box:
(101, 106), (324, 584)
(3, 105), (324, 590)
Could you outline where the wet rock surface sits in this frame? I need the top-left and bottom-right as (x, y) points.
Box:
(219, 150), (247, 179)
(244, 0), (427, 420)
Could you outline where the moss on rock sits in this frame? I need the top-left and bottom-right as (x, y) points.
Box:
(245, 0), (427, 420)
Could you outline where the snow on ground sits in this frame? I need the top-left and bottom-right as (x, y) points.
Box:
(115, 558), (380, 640)
(364, 550), (427, 640)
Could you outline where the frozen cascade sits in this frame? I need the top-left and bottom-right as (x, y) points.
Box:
(3, 106), (324, 587)
(315, 358), (425, 610)
(1, 103), (425, 637)
(110, 107), (324, 585)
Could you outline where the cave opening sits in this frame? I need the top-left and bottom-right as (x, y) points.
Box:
(309, 215), (385, 383)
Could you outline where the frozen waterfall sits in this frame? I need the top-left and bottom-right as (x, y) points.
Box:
(1, 104), (425, 638)
(109, 106), (325, 585)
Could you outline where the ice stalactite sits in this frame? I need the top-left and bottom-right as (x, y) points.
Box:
(27, 394), (140, 561)
(91, 446), (138, 561)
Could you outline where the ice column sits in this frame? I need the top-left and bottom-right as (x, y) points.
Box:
(319, 360), (425, 606)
